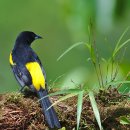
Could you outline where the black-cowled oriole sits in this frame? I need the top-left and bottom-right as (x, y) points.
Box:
(9, 31), (61, 128)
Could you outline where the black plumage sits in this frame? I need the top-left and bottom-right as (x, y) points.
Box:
(9, 31), (61, 128)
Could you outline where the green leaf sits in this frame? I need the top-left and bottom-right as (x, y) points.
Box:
(77, 90), (84, 130)
(120, 116), (130, 125)
(89, 91), (102, 130)
(57, 42), (86, 61)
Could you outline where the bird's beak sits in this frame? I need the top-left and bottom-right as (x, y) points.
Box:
(35, 35), (42, 39)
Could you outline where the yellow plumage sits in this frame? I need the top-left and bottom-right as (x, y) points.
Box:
(26, 62), (45, 90)
(9, 52), (16, 65)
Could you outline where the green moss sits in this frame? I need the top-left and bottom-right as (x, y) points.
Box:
(6, 92), (23, 104)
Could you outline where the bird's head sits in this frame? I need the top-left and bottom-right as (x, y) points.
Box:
(15, 31), (42, 46)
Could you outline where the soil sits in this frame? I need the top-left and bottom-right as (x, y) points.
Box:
(0, 88), (130, 130)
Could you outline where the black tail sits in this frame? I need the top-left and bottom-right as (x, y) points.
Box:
(37, 89), (61, 128)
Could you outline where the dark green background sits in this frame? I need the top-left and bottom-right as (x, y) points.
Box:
(0, 0), (130, 92)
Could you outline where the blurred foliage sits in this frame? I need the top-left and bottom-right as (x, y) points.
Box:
(0, 0), (130, 92)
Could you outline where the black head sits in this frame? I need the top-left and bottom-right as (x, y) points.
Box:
(15, 31), (42, 46)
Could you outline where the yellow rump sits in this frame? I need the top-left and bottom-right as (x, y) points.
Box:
(26, 62), (45, 90)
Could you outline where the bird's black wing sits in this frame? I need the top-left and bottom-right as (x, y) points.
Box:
(11, 64), (32, 91)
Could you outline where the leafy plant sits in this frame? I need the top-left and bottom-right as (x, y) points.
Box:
(119, 116), (130, 125)
(45, 27), (130, 130)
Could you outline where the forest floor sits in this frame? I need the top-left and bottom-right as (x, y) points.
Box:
(0, 88), (130, 130)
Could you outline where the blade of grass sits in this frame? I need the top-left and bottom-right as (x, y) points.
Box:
(53, 74), (65, 83)
(122, 87), (129, 94)
(112, 47), (127, 83)
(57, 42), (86, 61)
(94, 43), (104, 88)
(120, 116), (130, 125)
(105, 80), (130, 87)
(110, 27), (130, 78)
(117, 71), (130, 89)
(89, 91), (102, 130)
(39, 88), (82, 101)
(47, 93), (79, 110)
(105, 62), (109, 85)
(111, 58), (114, 82)
(114, 26), (130, 51)
(113, 39), (130, 58)
(77, 90), (84, 130)
(89, 43), (103, 89)
(50, 73), (66, 89)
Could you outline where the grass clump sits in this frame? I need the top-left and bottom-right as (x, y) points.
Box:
(55, 26), (130, 130)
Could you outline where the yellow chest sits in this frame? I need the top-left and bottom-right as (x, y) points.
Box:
(26, 62), (45, 90)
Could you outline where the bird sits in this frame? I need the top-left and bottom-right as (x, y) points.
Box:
(9, 31), (61, 128)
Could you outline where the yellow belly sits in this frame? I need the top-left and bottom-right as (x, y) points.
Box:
(26, 62), (45, 90)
